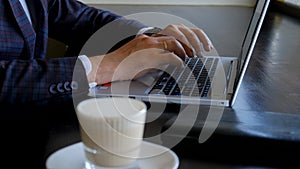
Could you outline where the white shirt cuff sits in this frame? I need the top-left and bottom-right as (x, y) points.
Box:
(78, 55), (97, 88)
(78, 55), (91, 75)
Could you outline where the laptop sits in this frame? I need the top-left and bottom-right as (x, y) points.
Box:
(88, 0), (270, 107)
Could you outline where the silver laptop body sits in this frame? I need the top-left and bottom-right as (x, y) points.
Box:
(89, 0), (270, 107)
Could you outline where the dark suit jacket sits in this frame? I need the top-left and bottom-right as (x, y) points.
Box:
(0, 1), (145, 168)
(0, 0), (144, 106)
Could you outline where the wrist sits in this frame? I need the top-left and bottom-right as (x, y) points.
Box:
(88, 54), (117, 85)
(87, 56), (101, 83)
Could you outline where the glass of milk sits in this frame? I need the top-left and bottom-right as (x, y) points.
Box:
(76, 97), (147, 168)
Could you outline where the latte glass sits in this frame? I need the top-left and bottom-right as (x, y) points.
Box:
(76, 97), (147, 168)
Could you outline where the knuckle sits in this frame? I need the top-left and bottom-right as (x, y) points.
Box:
(169, 39), (178, 47)
(196, 28), (204, 34)
(178, 34), (186, 40)
(167, 24), (177, 29)
(138, 36), (153, 45)
(179, 24), (185, 27)
(137, 34), (149, 41)
(168, 36), (177, 42)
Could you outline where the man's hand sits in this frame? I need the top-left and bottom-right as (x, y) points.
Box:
(88, 24), (213, 84)
(158, 24), (213, 57)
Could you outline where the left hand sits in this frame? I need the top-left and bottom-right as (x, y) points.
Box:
(156, 24), (214, 57)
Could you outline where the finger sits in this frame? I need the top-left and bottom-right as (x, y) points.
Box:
(169, 25), (191, 49)
(158, 37), (187, 61)
(191, 28), (214, 52)
(167, 25), (192, 48)
(134, 35), (187, 60)
(177, 25), (203, 57)
(160, 25), (192, 50)
(161, 52), (184, 68)
(152, 33), (194, 57)
(176, 39), (194, 57)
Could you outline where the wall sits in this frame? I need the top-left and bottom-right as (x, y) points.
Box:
(78, 0), (256, 6)
(84, 4), (254, 57)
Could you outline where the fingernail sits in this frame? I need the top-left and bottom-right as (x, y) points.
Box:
(189, 48), (195, 57)
(204, 45), (211, 52)
(197, 51), (203, 57)
(209, 44), (214, 50)
(180, 62), (185, 68)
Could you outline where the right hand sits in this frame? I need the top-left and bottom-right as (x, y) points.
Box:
(88, 34), (191, 84)
(157, 24), (214, 57)
(88, 22), (214, 85)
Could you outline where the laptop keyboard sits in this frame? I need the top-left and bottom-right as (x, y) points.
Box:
(148, 57), (219, 97)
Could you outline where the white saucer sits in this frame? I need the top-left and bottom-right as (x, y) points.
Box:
(46, 141), (179, 169)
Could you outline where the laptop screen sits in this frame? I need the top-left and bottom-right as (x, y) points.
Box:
(231, 0), (270, 105)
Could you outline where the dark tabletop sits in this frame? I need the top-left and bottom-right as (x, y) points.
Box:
(43, 3), (300, 169)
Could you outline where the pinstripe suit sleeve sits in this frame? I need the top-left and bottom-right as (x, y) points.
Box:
(0, 0), (145, 106)
(0, 57), (88, 105)
(48, 0), (146, 56)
